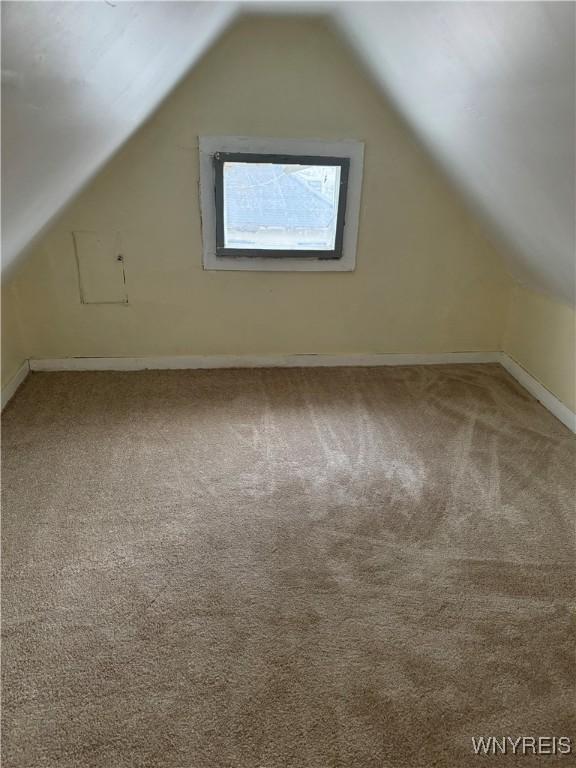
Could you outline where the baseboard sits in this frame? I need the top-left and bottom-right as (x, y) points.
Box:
(499, 353), (576, 433)
(1, 360), (30, 411)
(29, 351), (500, 372)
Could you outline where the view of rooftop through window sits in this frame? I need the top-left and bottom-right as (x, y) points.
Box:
(222, 162), (341, 250)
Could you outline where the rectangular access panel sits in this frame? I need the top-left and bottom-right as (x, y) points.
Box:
(73, 231), (127, 304)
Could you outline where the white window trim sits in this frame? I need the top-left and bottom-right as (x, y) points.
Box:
(198, 136), (364, 272)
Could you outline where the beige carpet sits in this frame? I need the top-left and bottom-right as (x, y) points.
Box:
(2, 365), (575, 767)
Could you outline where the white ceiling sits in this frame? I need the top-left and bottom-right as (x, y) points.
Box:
(336, 1), (575, 303)
(2, 1), (575, 303)
(1, 1), (236, 273)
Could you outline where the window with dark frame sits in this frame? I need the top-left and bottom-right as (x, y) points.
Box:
(213, 152), (350, 259)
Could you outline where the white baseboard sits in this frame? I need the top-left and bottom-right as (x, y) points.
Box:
(1, 360), (30, 410)
(499, 352), (576, 433)
(29, 351), (499, 372)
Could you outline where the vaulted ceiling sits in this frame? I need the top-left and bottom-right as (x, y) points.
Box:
(2, 1), (574, 302)
(2, 0), (236, 271)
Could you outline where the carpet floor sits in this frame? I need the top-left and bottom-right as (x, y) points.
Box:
(1, 365), (575, 767)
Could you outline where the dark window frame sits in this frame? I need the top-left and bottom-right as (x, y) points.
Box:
(213, 152), (350, 259)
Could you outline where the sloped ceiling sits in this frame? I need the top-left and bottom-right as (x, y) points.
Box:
(2, 1), (574, 303)
(1, 0), (237, 272)
(335, 1), (575, 303)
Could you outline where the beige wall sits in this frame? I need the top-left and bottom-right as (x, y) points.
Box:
(2, 252), (50, 389)
(503, 284), (576, 412)
(1, 16), (512, 375)
(1, 273), (28, 388)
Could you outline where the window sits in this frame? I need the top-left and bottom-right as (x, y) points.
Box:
(214, 154), (349, 259)
(199, 137), (364, 271)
